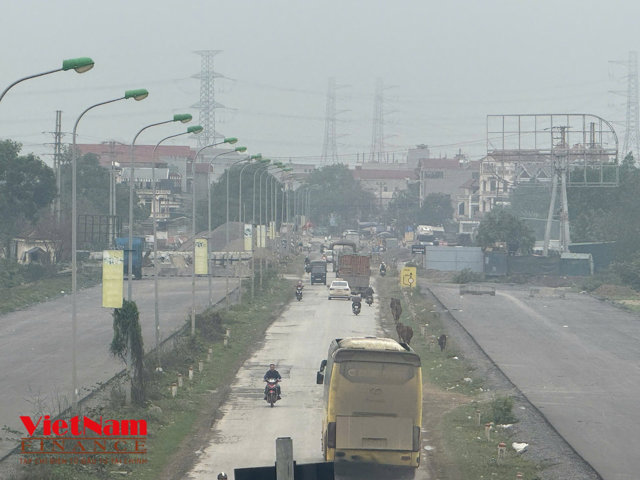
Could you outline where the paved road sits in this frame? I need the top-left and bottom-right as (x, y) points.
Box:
(428, 282), (640, 480)
(187, 276), (431, 480)
(0, 276), (237, 459)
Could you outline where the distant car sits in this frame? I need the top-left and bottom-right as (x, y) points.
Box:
(328, 280), (351, 300)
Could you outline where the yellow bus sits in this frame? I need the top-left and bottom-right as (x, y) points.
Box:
(315, 337), (422, 469)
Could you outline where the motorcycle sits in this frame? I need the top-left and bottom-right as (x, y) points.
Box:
(352, 301), (361, 315)
(265, 378), (280, 407)
(365, 295), (373, 306)
(295, 287), (303, 301)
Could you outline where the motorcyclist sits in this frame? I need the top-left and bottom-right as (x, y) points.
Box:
(364, 285), (374, 298)
(351, 294), (362, 312)
(217, 473), (228, 480)
(297, 280), (304, 290)
(263, 364), (282, 400)
(379, 262), (387, 274)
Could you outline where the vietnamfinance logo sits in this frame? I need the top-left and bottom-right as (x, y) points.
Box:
(19, 415), (148, 466)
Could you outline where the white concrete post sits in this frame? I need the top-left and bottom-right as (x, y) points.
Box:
(484, 423), (492, 441)
(275, 437), (294, 480)
(497, 442), (506, 463)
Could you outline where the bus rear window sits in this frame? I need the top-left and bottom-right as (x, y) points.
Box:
(339, 361), (415, 384)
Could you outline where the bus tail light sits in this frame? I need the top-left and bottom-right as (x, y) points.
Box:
(413, 426), (421, 451)
(327, 422), (336, 448)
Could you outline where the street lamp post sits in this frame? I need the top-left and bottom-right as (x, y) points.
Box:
(0, 57), (95, 105)
(238, 154), (262, 224)
(207, 146), (246, 307)
(191, 138), (238, 336)
(71, 88), (149, 409)
(258, 164), (285, 287)
(151, 124), (202, 369)
(127, 113), (193, 301)
(251, 161), (271, 297)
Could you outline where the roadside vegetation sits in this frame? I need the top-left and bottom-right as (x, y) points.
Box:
(376, 272), (542, 480)
(0, 260), (100, 314)
(12, 260), (296, 480)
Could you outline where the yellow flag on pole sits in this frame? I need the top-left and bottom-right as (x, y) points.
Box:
(195, 238), (208, 275)
(102, 250), (124, 308)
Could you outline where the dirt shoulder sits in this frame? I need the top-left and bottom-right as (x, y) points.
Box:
(420, 282), (602, 480)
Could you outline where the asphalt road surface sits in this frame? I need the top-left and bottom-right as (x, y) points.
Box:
(0, 276), (237, 460)
(187, 275), (430, 480)
(428, 282), (640, 480)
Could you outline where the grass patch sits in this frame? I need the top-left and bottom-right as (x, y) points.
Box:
(375, 274), (543, 479)
(377, 276), (481, 396)
(0, 270), (100, 314)
(441, 402), (544, 480)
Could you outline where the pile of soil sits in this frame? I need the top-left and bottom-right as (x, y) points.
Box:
(592, 283), (638, 298)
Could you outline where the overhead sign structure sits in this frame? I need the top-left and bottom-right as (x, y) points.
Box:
(102, 250), (124, 308)
(400, 266), (417, 288)
(195, 238), (208, 275)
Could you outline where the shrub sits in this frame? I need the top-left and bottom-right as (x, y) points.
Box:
(491, 396), (517, 424)
(452, 268), (483, 284)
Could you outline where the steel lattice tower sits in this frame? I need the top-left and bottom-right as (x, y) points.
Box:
(370, 78), (385, 162)
(192, 50), (224, 147)
(623, 51), (640, 162)
(321, 77), (339, 164)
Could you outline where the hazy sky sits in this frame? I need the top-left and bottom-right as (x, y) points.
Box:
(1, 0), (639, 165)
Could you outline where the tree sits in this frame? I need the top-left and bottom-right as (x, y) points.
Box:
(476, 207), (535, 254)
(385, 182), (420, 232)
(416, 192), (454, 226)
(0, 140), (56, 258)
(59, 150), (149, 225)
(304, 164), (377, 232)
(110, 300), (145, 405)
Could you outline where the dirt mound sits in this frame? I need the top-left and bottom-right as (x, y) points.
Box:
(593, 283), (638, 298)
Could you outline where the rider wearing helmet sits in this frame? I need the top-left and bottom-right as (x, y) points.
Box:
(264, 363), (282, 400)
(217, 473), (228, 480)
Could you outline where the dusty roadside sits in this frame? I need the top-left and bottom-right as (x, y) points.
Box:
(419, 281), (602, 480)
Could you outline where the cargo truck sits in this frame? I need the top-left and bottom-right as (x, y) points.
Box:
(115, 236), (145, 280)
(335, 253), (371, 295)
(310, 260), (328, 285)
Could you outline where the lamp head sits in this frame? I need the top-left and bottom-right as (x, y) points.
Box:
(188, 125), (204, 134)
(62, 57), (95, 73)
(251, 153), (263, 160)
(124, 89), (149, 101)
(235, 146), (247, 152)
(223, 137), (238, 145)
(173, 113), (192, 123)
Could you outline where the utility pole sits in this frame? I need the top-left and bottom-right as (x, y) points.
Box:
(192, 50), (226, 147)
(610, 50), (640, 163)
(46, 110), (64, 223)
(370, 78), (385, 162)
(321, 78), (348, 164)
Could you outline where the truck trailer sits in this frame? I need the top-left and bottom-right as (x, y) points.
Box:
(336, 254), (371, 294)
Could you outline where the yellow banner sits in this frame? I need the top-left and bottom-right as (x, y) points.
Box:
(195, 239), (208, 274)
(244, 224), (253, 251)
(102, 250), (124, 308)
(400, 266), (417, 288)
